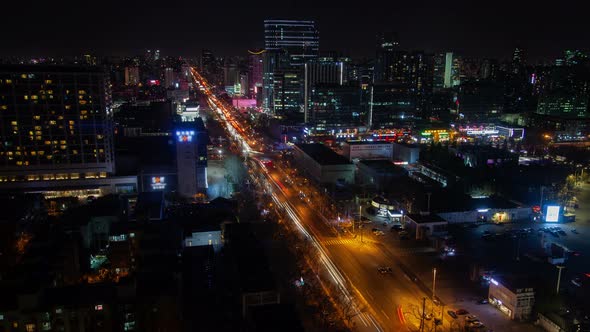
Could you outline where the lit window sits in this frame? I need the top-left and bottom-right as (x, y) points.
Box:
(31, 151), (36, 156)
(11, 121), (17, 125)
(33, 115), (40, 120)
(24, 95), (29, 100)
(65, 105), (72, 110)
(45, 80), (52, 84)
(5, 79), (12, 84)
(59, 140), (66, 144)
(31, 95), (38, 100)
(21, 74), (27, 79)
(44, 141), (51, 145)
(68, 120), (75, 125)
(94, 304), (103, 311)
(0, 105), (7, 110)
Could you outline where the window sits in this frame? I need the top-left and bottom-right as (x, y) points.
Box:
(26, 323), (36, 332)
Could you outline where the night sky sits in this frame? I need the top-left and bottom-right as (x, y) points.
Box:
(4, 0), (589, 61)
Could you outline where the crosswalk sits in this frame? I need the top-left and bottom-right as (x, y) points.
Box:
(321, 238), (437, 255)
(322, 238), (377, 246)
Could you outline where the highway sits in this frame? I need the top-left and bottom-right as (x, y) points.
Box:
(189, 67), (447, 332)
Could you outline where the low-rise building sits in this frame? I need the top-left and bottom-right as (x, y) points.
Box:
(404, 214), (448, 240)
(293, 144), (354, 184)
(488, 276), (535, 321)
(343, 141), (393, 161)
(357, 160), (407, 191)
(392, 142), (420, 164)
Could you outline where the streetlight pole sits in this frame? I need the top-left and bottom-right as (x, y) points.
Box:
(556, 265), (565, 294)
(432, 268), (437, 301)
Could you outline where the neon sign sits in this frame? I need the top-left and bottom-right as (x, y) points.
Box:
(176, 130), (195, 142)
(151, 176), (166, 190)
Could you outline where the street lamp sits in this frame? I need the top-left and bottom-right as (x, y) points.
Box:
(432, 268), (437, 301)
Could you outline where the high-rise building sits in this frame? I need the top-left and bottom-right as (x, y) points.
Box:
(303, 59), (346, 122)
(175, 119), (208, 198)
(536, 93), (588, 118)
(0, 65), (129, 194)
(248, 49), (265, 102)
(373, 32), (399, 83)
(264, 20), (319, 67)
(124, 66), (139, 85)
(263, 20), (319, 121)
(308, 84), (362, 133)
(367, 83), (415, 129)
(164, 67), (175, 88)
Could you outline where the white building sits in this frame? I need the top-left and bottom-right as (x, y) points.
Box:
(343, 141), (393, 161)
(488, 276), (534, 321)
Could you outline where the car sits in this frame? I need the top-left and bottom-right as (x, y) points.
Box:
(456, 309), (469, 315)
(466, 315), (479, 323)
(447, 310), (458, 319)
(391, 224), (403, 232)
(477, 298), (489, 304)
(377, 266), (393, 274)
(469, 321), (485, 328)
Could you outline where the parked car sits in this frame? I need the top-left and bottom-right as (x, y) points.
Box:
(456, 309), (469, 315)
(447, 310), (458, 319)
(391, 224), (403, 232)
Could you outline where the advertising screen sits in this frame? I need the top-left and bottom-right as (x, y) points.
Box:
(545, 205), (560, 222)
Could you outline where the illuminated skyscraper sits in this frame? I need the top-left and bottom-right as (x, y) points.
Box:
(248, 49), (265, 102)
(264, 20), (319, 67)
(263, 20), (319, 121)
(0, 65), (121, 193)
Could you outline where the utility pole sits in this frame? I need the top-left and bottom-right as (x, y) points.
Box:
(427, 192), (432, 213)
(556, 265), (565, 294)
(432, 268), (437, 301)
(420, 297), (426, 332)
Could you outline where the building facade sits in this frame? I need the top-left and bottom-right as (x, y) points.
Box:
(0, 65), (127, 195)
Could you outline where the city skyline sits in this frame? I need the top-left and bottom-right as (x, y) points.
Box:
(3, 0), (590, 61)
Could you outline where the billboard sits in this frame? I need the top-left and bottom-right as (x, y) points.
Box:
(545, 205), (560, 222)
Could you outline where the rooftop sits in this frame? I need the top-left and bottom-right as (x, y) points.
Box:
(0, 64), (106, 74)
(295, 143), (351, 165)
(359, 159), (407, 176)
(406, 213), (447, 224)
(491, 275), (535, 294)
(345, 140), (392, 146)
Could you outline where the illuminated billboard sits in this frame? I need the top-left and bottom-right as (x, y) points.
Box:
(176, 130), (195, 143)
(545, 205), (560, 222)
(151, 176), (166, 190)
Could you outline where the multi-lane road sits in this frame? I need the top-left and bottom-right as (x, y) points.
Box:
(189, 67), (448, 332)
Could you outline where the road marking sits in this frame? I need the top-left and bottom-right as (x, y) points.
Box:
(380, 309), (391, 320)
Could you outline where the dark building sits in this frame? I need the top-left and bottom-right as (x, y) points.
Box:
(264, 20), (319, 67)
(303, 58), (346, 123)
(457, 80), (504, 121)
(308, 84), (362, 133)
(367, 83), (415, 129)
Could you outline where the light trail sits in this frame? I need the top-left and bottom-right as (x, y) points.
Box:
(190, 67), (383, 332)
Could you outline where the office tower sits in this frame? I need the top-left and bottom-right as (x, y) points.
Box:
(303, 59), (346, 122)
(124, 66), (139, 85)
(164, 67), (175, 88)
(433, 53), (446, 91)
(440, 52), (462, 88)
(248, 49), (264, 102)
(309, 84), (362, 133)
(175, 119), (208, 198)
(223, 60), (239, 87)
(536, 93), (588, 118)
(263, 20), (319, 121)
(201, 49), (214, 72)
(457, 81), (504, 121)
(154, 49), (161, 61)
(0, 65), (121, 193)
(374, 32), (399, 83)
(367, 83), (415, 129)
(264, 20), (319, 67)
